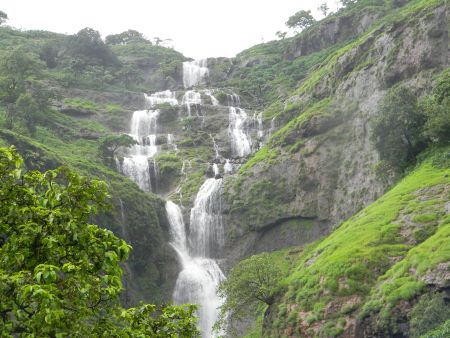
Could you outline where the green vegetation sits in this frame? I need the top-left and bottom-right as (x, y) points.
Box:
(219, 38), (344, 110)
(286, 10), (316, 30)
(410, 293), (450, 338)
(218, 248), (303, 336)
(0, 147), (198, 337)
(372, 69), (450, 172)
(421, 69), (450, 143)
(0, 10), (7, 25)
(217, 253), (282, 331)
(372, 85), (426, 170)
(239, 146), (279, 173)
(422, 319), (450, 338)
(252, 148), (450, 337)
(0, 23), (185, 93)
(98, 134), (137, 166)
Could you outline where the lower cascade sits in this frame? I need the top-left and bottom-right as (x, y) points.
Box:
(166, 195), (225, 338)
(166, 115), (238, 336)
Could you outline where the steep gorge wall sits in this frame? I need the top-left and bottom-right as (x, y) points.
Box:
(221, 1), (449, 267)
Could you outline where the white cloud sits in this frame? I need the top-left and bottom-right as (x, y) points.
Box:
(2, 0), (338, 58)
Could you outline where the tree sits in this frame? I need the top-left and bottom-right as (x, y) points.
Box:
(421, 69), (450, 143)
(340, 0), (358, 8)
(15, 93), (40, 134)
(0, 48), (45, 130)
(116, 64), (143, 89)
(105, 30), (150, 45)
(275, 31), (287, 40)
(99, 134), (137, 165)
(0, 10), (8, 25)
(372, 85), (426, 170)
(66, 28), (118, 67)
(216, 253), (282, 332)
(39, 42), (59, 68)
(286, 10), (316, 30)
(0, 48), (43, 104)
(410, 292), (450, 337)
(318, 3), (330, 16)
(0, 146), (199, 336)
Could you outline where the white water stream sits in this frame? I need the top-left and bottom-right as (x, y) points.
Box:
(119, 108), (159, 192)
(183, 59), (209, 88)
(166, 194), (225, 338)
(117, 62), (267, 337)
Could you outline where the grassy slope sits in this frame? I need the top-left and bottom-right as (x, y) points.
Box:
(246, 148), (449, 337)
(0, 26), (186, 303)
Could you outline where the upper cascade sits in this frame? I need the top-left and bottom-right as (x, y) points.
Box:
(228, 107), (252, 158)
(119, 108), (159, 192)
(145, 90), (178, 107)
(183, 59), (209, 88)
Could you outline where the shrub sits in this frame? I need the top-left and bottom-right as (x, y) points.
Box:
(410, 292), (450, 338)
(372, 85), (427, 171)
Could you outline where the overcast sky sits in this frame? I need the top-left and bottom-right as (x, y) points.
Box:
(2, 0), (338, 59)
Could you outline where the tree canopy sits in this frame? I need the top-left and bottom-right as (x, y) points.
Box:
(0, 48), (49, 132)
(372, 85), (426, 170)
(0, 48), (43, 104)
(286, 10), (316, 30)
(105, 30), (150, 45)
(0, 10), (7, 25)
(318, 3), (330, 17)
(0, 146), (199, 337)
(66, 28), (118, 67)
(216, 253), (282, 332)
(99, 134), (138, 166)
(421, 69), (450, 143)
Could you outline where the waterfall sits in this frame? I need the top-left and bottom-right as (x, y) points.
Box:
(145, 90), (178, 106)
(167, 133), (178, 152)
(166, 200), (189, 264)
(119, 103), (159, 191)
(121, 156), (152, 192)
(228, 107), (252, 157)
(183, 59), (209, 88)
(166, 190), (225, 338)
(204, 89), (219, 106)
(227, 93), (241, 107)
(173, 258), (225, 338)
(224, 159), (233, 174)
(116, 62), (270, 336)
(182, 90), (202, 116)
(210, 134), (220, 159)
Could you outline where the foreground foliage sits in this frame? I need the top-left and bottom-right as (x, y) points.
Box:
(0, 146), (198, 337)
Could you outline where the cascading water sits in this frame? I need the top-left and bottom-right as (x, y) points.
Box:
(182, 90), (202, 116)
(117, 66), (268, 337)
(120, 107), (159, 192)
(228, 107), (252, 157)
(166, 187), (225, 337)
(204, 89), (219, 106)
(188, 178), (224, 257)
(183, 59), (209, 88)
(146, 90), (178, 106)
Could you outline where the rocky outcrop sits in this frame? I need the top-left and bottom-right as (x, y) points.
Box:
(223, 1), (448, 266)
(284, 6), (384, 60)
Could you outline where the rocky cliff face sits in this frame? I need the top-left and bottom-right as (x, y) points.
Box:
(284, 5), (383, 60)
(221, 0), (449, 268)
